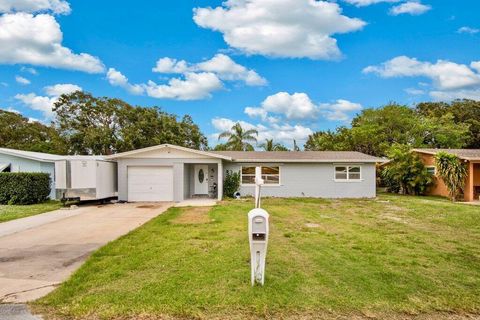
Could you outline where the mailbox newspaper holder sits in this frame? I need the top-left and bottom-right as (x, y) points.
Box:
(248, 167), (270, 286)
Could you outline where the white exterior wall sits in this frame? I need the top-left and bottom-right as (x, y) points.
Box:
(70, 160), (96, 189)
(96, 161), (118, 199)
(0, 153), (56, 199)
(223, 162), (377, 198)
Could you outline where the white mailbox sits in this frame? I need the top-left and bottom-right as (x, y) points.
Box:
(248, 208), (269, 286)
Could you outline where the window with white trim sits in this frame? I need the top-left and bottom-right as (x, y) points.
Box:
(426, 166), (436, 175)
(241, 166), (280, 185)
(335, 165), (361, 181)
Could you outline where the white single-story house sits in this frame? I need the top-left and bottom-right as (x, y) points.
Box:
(106, 144), (385, 202)
(0, 148), (117, 200)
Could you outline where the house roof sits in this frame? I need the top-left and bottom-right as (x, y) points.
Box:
(104, 144), (233, 160)
(0, 148), (105, 162)
(412, 148), (480, 161)
(211, 151), (386, 163)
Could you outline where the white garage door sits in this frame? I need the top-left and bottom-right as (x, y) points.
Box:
(127, 166), (174, 202)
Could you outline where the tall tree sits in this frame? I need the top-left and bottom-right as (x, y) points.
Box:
(260, 139), (288, 151)
(305, 103), (469, 157)
(0, 110), (66, 154)
(304, 128), (352, 151)
(218, 123), (258, 151)
(417, 100), (480, 148)
(53, 91), (208, 155)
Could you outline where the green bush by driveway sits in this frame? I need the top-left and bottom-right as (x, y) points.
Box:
(0, 172), (51, 205)
(36, 194), (480, 319)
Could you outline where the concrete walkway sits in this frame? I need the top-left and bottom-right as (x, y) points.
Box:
(0, 202), (171, 303)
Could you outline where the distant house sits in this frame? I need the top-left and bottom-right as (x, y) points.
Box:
(106, 144), (385, 202)
(412, 149), (480, 202)
(0, 148), (116, 200)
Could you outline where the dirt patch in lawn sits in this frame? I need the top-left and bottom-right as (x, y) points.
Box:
(136, 205), (165, 209)
(171, 207), (212, 225)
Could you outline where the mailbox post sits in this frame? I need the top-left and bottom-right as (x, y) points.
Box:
(248, 166), (269, 286)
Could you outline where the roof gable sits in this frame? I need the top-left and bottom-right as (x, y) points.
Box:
(105, 144), (232, 160)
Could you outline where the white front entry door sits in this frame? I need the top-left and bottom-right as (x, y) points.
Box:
(194, 165), (208, 195)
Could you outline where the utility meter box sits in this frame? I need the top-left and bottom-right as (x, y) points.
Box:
(248, 208), (269, 286)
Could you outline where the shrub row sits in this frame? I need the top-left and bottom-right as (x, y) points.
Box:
(0, 172), (51, 205)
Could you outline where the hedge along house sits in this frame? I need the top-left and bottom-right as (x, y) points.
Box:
(0, 148), (117, 200)
(106, 144), (385, 202)
(412, 149), (480, 202)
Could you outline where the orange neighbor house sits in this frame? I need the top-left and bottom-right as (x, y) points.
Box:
(412, 149), (480, 202)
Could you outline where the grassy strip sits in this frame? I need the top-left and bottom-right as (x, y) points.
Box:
(0, 200), (62, 223)
(35, 194), (480, 319)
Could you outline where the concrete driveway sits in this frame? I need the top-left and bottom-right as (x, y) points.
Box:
(0, 202), (171, 303)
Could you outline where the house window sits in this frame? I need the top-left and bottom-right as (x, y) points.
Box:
(241, 166), (280, 185)
(335, 166), (361, 181)
(426, 166), (436, 175)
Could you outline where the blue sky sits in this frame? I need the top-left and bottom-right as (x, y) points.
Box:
(1, 0), (480, 148)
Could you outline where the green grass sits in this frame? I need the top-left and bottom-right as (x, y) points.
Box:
(35, 194), (480, 319)
(0, 200), (62, 223)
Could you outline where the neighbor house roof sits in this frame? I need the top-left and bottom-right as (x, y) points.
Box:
(211, 151), (386, 163)
(412, 149), (480, 161)
(0, 148), (105, 162)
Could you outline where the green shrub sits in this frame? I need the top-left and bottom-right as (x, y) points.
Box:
(0, 172), (51, 205)
(435, 152), (467, 201)
(223, 170), (240, 198)
(381, 144), (433, 195)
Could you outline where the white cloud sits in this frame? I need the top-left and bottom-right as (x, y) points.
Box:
(430, 89), (480, 101)
(20, 66), (38, 75)
(0, 0), (70, 14)
(152, 57), (190, 74)
(0, 13), (105, 73)
(109, 54), (265, 100)
(106, 68), (144, 95)
(404, 88), (425, 95)
(365, 56), (480, 100)
(389, 1), (431, 16)
(193, 0), (366, 60)
(145, 72), (223, 100)
(43, 83), (81, 96)
(15, 83), (81, 118)
(364, 56), (480, 90)
(245, 92), (362, 122)
(261, 92), (318, 120)
(152, 54), (267, 86)
(320, 99), (363, 121)
(458, 26), (480, 34)
(211, 117), (313, 147)
(343, 0), (401, 7)
(15, 75), (30, 85)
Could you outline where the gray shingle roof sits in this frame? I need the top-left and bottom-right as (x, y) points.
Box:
(412, 148), (480, 161)
(211, 151), (385, 163)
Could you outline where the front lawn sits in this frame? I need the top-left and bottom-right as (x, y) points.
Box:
(0, 200), (62, 223)
(35, 194), (480, 319)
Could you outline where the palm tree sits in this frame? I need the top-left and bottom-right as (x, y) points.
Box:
(260, 139), (289, 151)
(218, 123), (258, 151)
(435, 152), (467, 201)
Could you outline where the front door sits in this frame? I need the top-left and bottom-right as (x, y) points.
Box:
(194, 165), (208, 195)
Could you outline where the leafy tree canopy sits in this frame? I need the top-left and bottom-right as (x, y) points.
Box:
(305, 103), (469, 157)
(53, 91), (208, 155)
(0, 110), (66, 154)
